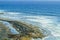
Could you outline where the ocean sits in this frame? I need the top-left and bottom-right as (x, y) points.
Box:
(0, 1), (60, 40)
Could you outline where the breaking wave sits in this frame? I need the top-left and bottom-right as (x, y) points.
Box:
(24, 16), (60, 40)
(0, 11), (60, 40)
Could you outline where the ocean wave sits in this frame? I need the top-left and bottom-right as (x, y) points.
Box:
(24, 16), (60, 40)
(0, 11), (60, 40)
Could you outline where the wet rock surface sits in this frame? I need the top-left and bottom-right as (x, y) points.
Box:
(0, 15), (50, 40)
(0, 20), (49, 40)
(0, 21), (8, 40)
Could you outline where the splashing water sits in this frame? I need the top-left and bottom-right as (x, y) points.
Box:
(24, 16), (60, 40)
(0, 11), (60, 40)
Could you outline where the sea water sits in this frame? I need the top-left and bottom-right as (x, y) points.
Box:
(0, 1), (60, 40)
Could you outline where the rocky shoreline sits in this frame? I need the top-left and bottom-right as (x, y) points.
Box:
(0, 12), (49, 40)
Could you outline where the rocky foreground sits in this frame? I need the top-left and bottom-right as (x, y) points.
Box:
(0, 12), (49, 40)
(0, 19), (49, 40)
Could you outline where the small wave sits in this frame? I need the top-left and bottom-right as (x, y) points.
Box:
(24, 16), (60, 40)
(0, 11), (60, 40)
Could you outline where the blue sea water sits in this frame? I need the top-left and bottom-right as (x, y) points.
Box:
(0, 1), (60, 40)
(0, 1), (60, 16)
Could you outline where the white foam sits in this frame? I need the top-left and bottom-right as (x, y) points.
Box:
(3, 21), (19, 34)
(0, 11), (60, 40)
(25, 16), (60, 37)
(0, 10), (23, 16)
